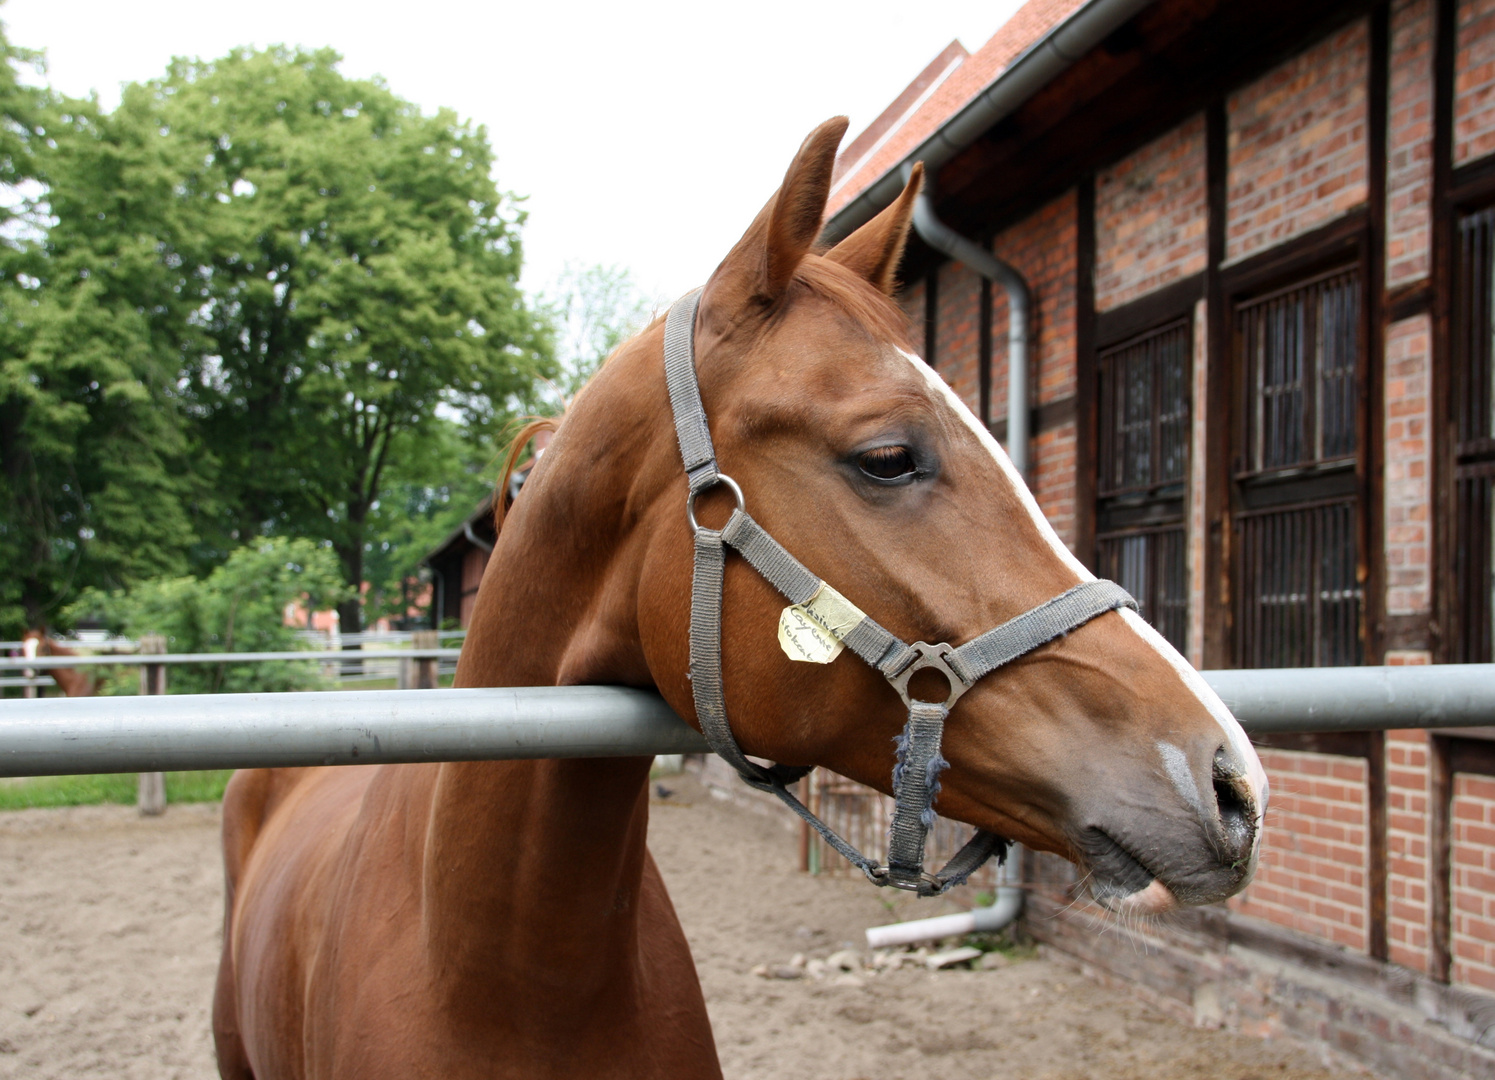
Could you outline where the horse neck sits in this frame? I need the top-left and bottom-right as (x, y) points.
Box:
(419, 332), (677, 999)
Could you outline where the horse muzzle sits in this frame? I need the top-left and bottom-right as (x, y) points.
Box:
(1072, 740), (1263, 913)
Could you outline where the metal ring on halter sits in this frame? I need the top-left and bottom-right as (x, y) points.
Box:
(686, 473), (745, 534)
(885, 642), (973, 710)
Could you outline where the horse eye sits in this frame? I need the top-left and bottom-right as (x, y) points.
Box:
(858, 446), (917, 480)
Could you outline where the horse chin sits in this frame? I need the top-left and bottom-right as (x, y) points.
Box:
(1074, 827), (1178, 915)
(1095, 878), (1178, 916)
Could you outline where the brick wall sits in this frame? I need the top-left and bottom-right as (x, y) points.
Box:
(1386, 315), (1433, 617)
(926, 190), (1080, 549)
(1095, 114), (1208, 311)
(1390, 0), (1435, 287)
(991, 189), (1079, 414)
(899, 276), (925, 353)
(1452, 773), (1495, 991)
(1226, 18), (1370, 264)
(866, 4), (1495, 1039)
(992, 190), (1079, 549)
(1457, 0), (1495, 166)
(934, 259), (982, 417)
(1229, 750), (1370, 952)
(1389, 726), (1433, 973)
(1031, 421), (1077, 550)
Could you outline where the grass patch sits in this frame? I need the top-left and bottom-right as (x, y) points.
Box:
(0, 770), (235, 810)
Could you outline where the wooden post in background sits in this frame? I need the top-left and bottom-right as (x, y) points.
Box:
(412, 629), (439, 690)
(137, 633), (167, 816)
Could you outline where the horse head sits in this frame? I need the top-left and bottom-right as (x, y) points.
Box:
(497, 119), (1266, 915)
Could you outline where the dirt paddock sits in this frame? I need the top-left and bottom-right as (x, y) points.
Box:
(0, 771), (1375, 1079)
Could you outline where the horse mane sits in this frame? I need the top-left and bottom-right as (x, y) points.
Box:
(492, 417), (559, 534)
(488, 268), (905, 539)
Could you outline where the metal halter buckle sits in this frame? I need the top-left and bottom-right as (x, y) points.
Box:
(868, 865), (946, 893)
(885, 641), (972, 710)
(685, 473), (745, 534)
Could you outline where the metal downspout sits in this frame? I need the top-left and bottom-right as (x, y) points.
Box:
(462, 520), (494, 554)
(906, 165), (1032, 477)
(823, 0), (1158, 244)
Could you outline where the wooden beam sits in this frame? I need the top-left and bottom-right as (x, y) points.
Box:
(1431, 733), (1453, 982)
(1204, 95), (1231, 669)
(1368, 729), (1389, 961)
(1076, 173), (1099, 570)
(924, 266), (939, 371)
(1095, 273), (1206, 349)
(1367, 2), (1390, 668)
(1431, 0), (1457, 662)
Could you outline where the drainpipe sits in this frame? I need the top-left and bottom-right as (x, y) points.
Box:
(823, 0), (1158, 244)
(905, 164), (1032, 478)
(864, 845), (1026, 950)
(462, 520), (494, 554)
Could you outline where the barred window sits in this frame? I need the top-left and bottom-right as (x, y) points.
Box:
(1238, 267), (1359, 473)
(1095, 319), (1190, 652)
(1232, 266), (1362, 668)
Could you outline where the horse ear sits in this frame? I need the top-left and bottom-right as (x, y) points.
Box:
(824, 162), (922, 296)
(702, 117), (849, 321)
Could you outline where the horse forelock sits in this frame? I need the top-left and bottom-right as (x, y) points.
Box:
(788, 255), (915, 349)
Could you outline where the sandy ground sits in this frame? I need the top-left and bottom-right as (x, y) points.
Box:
(0, 774), (1375, 1080)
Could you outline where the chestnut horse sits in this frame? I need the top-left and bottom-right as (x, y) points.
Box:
(20, 629), (97, 697)
(213, 120), (1267, 1079)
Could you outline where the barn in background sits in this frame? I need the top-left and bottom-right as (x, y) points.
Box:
(814, 0), (1495, 1074)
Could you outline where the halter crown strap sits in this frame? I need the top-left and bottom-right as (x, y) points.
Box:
(663, 293), (720, 494)
(661, 291), (1137, 896)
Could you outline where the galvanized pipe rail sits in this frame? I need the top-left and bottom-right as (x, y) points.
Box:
(0, 686), (706, 776)
(0, 665), (1491, 778)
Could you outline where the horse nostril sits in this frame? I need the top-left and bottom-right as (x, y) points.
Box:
(1212, 747), (1256, 862)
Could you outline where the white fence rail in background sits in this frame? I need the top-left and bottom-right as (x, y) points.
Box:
(0, 665), (1492, 778)
(0, 649), (462, 668)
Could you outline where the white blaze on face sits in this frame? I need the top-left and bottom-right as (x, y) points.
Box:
(892, 347), (1269, 832)
(22, 637), (38, 661)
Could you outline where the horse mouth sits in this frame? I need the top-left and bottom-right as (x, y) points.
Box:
(1076, 829), (1177, 915)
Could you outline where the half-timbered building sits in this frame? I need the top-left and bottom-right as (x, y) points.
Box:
(814, 0), (1495, 1072)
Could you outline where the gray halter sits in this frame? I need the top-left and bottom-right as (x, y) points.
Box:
(665, 290), (1136, 897)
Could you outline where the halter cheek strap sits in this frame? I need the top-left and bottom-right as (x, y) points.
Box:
(664, 290), (1137, 897)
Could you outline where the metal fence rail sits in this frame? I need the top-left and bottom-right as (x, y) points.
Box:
(0, 665), (1491, 778)
(0, 686), (707, 776)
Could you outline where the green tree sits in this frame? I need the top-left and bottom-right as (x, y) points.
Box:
(69, 537), (351, 694)
(360, 417), (495, 627)
(538, 262), (657, 410)
(0, 19), (202, 639)
(97, 47), (553, 631)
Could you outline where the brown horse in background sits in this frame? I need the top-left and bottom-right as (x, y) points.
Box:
(212, 119), (1267, 1079)
(19, 629), (97, 698)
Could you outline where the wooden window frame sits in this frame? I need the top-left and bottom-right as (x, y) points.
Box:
(1209, 211), (1382, 670)
(1436, 156), (1495, 662)
(1092, 312), (1196, 651)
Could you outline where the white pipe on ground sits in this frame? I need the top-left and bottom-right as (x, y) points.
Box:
(865, 884), (1026, 950)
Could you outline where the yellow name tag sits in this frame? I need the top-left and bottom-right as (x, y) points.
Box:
(777, 583), (866, 664)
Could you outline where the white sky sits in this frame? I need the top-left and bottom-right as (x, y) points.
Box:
(6, 0), (1024, 303)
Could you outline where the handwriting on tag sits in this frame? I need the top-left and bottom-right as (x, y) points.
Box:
(777, 583), (866, 664)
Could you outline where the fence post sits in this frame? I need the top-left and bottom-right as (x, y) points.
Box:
(137, 634), (167, 816)
(413, 630), (439, 690)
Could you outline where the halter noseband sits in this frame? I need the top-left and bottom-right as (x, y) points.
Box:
(665, 290), (1137, 897)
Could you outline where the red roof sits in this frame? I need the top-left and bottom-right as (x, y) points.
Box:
(827, 0), (1089, 219)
